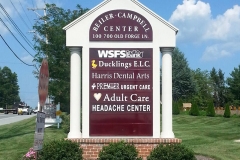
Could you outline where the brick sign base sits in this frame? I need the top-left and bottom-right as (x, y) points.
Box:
(68, 138), (182, 160)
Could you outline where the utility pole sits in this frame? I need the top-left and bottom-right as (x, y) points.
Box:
(27, 6), (48, 44)
(28, 5), (51, 107)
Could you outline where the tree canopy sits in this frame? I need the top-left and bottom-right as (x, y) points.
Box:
(210, 67), (226, 107)
(226, 65), (240, 106)
(33, 4), (89, 112)
(191, 68), (212, 108)
(0, 66), (20, 108)
(172, 48), (196, 101)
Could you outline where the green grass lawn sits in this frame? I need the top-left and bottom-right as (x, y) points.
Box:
(173, 114), (240, 160)
(0, 114), (239, 160)
(0, 117), (66, 160)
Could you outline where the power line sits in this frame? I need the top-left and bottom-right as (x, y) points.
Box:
(0, 3), (35, 51)
(0, 34), (35, 67)
(0, 9), (15, 31)
(18, 0), (33, 27)
(10, 0), (31, 30)
(0, 17), (35, 58)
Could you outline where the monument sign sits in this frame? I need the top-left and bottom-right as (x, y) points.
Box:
(63, 0), (178, 139)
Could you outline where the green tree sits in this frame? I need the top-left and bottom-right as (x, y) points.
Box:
(33, 4), (89, 112)
(223, 104), (231, 118)
(218, 69), (226, 107)
(210, 67), (219, 106)
(226, 65), (240, 106)
(210, 68), (226, 107)
(0, 66), (20, 108)
(206, 100), (215, 117)
(172, 101), (180, 115)
(191, 68), (213, 109)
(189, 102), (199, 116)
(172, 48), (196, 101)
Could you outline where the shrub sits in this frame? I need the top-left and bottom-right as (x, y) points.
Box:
(147, 144), (196, 160)
(177, 99), (184, 111)
(60, 113), (70, 134)
(98, 141), (142, 160)
(199, 110), (206, 116)
(189, 102), (199, 116)
(172, 101), (180, 115)
(38, 139), (83, 160)
(224, 104), (231, 118)
(206, 101), (215, 117)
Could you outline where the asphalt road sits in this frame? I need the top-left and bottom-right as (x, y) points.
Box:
(0, 113), (36, 126)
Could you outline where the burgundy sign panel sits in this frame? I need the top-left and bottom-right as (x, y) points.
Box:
(89, 48), (153, 136)
(89, 10), (153, 41)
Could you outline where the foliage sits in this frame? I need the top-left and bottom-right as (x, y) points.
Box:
(172, 48), (196, 101)
(217, 69), (226, 106)
(226, 65), (240, 106)
(210, 68), (226, 107)
(191, 68), (213, 108)
(38, 139), (83, 160)
(22, 148), (36, 160)
(189, 102), (199, 116)
(206, 101), (215, 117)
(223, 104), (231, 118)
(33, 4), (89, 112)
(98, 141), (142, 160)
(172, 101), (180, 115)
(147, 144), (196, 160)
(0, 66), (20, 107)
(176, 99), (183, 111)
(60, 113), (70, 133)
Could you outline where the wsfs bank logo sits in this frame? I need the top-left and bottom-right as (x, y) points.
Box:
(97, 50), (143, 58)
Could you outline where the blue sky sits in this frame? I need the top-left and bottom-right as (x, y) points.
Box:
(0, 0), (239, 108)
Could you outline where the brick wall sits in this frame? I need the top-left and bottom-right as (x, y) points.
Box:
(68, 138), (182, 160)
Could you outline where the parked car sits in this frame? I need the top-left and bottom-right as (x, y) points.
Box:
(18, 107), (32, 115)
(33, 109), (38, 114)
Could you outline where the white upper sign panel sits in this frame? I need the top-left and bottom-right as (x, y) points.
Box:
(89, 9), (153, 41)
(63, 0), (178, 47)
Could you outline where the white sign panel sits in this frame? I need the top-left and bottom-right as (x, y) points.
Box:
(33, 112), (46, 151)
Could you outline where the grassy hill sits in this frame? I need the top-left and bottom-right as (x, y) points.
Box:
(0, 117), (66, 160)
(0, 114), (239, 160)
(173, 114), (240, 160)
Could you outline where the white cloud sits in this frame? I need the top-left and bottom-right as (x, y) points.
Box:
(169, 0), (211, 43)
(201, 45), (232, 61)
(202, 41), (240, 61)
(203, 5), (240, 41)
(169, 0), (240, 61)
(21, 54), (34, 64)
